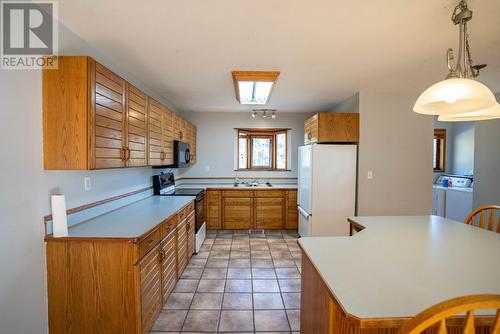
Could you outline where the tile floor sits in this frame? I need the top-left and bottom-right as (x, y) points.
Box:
(151, 229), (302, 334)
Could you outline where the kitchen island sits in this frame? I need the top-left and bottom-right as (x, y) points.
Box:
(298, 215), (500, 334)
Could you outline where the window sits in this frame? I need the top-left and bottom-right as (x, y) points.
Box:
(237, 129), (288, 171)
(433, 129), (446, 172)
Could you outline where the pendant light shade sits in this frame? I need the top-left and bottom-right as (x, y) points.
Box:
(437, 103), (500, 122)
(414, 78), (497, 115)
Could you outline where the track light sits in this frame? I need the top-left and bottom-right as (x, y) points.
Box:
(251, 109), (277, 119)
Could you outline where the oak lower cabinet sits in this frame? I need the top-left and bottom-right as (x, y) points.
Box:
(176, 218), (188, 277)
(223, 197), (253, 229)
(138, 243), (162, 334)
(255, 197), (284, 229)
(285, 190), (298, 229)
(206, 190), (222, 229)
(46, 201), (195, 334)
(304, 112), (359, 145)
(205, 189), (298, 230)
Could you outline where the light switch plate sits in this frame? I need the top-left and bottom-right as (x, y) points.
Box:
(84, 177), (91, 191)
(204, 165), (210, 172)
(367, 171), (373, 180)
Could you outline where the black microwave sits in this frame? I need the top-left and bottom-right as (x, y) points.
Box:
(152, 140), (191, 168)
(172, 140), (191, 168)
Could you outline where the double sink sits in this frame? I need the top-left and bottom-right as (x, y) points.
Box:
(233, 180), (273, 188)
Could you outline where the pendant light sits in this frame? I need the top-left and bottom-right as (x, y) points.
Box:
(414, 0), (500, 121)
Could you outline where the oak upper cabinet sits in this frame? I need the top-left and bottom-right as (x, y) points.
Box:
(162, 107), (174, 165)
(147, 98), (164, 166)
(126, 85), (148, 167)
(173, 113), (185, 141)
(285, 190), (298, 229)
(44, 56), (147, 169)
(304, 112), (359, 145)
(186, 122), (197, 163)
(206, 190), (222, 229)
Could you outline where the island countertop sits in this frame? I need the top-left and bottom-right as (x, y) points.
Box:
(298, 215), (500, 321)
(47, 196), (195, 239)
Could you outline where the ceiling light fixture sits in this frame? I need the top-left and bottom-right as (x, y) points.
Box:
(413, 0), (500, 121)
(232, 71), (280, 105)
(252, 111), (257, 118)
(262, 111), (267, 118)
(251, 109), (277, 119)
(271, 111), (276, 119)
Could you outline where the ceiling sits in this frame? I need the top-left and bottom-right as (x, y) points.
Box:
(59, 0), (500, 113)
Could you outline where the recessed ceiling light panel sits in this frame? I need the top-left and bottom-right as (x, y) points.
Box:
(232, 71), (280, 105)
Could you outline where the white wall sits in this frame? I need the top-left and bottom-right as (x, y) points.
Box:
(434, 119), (475, 176)
(355, 92), (433, 215)
(473, 93), (500, 208)
(0, 25), (176, 334)
(177, 111), (312, 178)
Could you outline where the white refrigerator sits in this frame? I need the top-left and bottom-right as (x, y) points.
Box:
(298, 144), (357, 237)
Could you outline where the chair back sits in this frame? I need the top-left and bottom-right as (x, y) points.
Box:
(464, 205), (500, 233)
(397, 294), (500, 334)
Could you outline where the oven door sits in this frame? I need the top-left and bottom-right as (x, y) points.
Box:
(195, 195), (205, 232)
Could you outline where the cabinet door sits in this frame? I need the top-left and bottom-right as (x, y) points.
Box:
(255, 197), (284, 230)
(173, 113), (182, 141)
(176, 220), (188, 277)
(191, 125), (197, 163)
(147, 98), (164, 166)
(223, 197), (252, 229)
(317, 113), (359, 143)
(162, 107), (174, 165)
(137, 244), (161, 334)
(126, 84), (147, 167)
(207, 190), (221, 229)
(93, 62), (127, 169)
(160, 231), (177, 304)
(304, 113), (318, 145)
(285, 190), (298, 229)
(187, 212), (196, 258)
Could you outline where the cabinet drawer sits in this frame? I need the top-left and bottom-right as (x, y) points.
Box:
(185, 202), (195, 215)
(160, 215), (178, 238)
(254, 190), (283, 198)
(222, 190), (252, 197)
(256, 197), (284, 206)
(139, 228), (161, 259)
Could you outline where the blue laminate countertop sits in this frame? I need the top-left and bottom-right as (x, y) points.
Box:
(50, 196), (195, 239)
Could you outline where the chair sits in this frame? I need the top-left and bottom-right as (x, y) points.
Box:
(464, 205), (500, 233)
(398, 294), (500, 334)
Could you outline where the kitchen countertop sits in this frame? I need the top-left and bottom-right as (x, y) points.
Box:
(433, 185), (473, 193)
(177, 183), (298, 190)
(47, 196), (195, 239)
(298, 215), (500, 319)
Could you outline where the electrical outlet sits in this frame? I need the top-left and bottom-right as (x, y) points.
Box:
(84, 177), (91, 191)
(204, 165), (210, 172)
(367, 171), (373, 180)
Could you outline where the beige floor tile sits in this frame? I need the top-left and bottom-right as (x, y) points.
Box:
(196, 279), (225, 293)
(253, 279), (280, 292)
(282, 292), (301, 309)
(190, 292), (223, 310)
(254, 310), (291, 331)
(163, 293), (194, 310)
(225, 279), (252, 293)
(182, 310), (220, 332)
(253, 293), (284, 309)
(219, 310), (254, 332)
(222, 293), (253, 309)
(151, 309), (187, 331)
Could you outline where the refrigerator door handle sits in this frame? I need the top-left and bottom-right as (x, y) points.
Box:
(297, 206), (310, 218)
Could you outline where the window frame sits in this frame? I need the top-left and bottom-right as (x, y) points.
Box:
(433, 128), (446, 172)
(236, 128), (289, 171)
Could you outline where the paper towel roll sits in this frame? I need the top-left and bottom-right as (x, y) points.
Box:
(51, 194), (68, 237)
